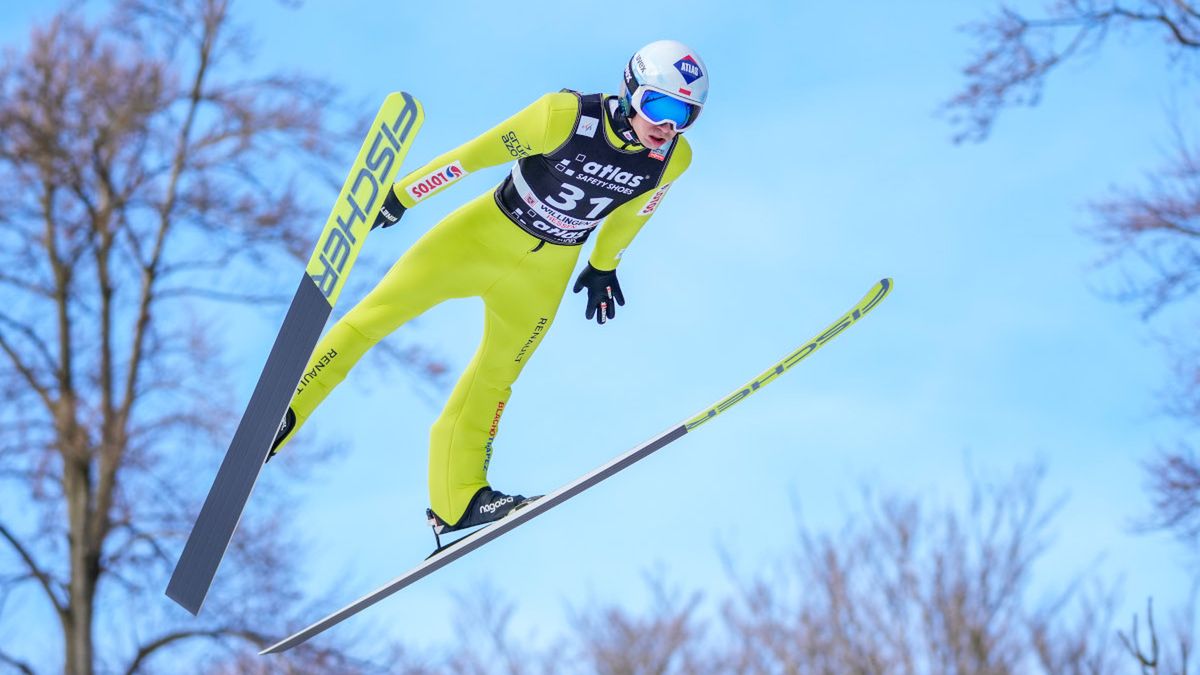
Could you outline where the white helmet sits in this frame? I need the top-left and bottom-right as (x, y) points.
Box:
(621, 40), (708, 132)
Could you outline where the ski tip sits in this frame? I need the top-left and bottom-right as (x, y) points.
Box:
(260, 628), (312, 654)
(868, 277), (894, 303)
(260, 634), (302, 655)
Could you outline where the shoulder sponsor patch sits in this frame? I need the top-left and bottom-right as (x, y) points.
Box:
(502, 131), (532, 158)
(638, 182), (672, 216)
(576, 115), (599, 138)
(407, 160), (467, 202)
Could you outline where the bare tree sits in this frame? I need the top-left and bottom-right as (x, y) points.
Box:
(947, 5), (1200, 669)
(0, 1), (436, 672)
(405, 576), (709, 675)
(944, 1), (1199, 144)
(564, 572), (711, 675)
(716, 462), (1121, 675)
(439, 584), (554, 675)
(405, 464), (1124, 674)
(945, 2), (1200, 339)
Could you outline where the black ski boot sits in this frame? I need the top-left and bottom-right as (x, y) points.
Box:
(265, 407), (295, 463)
(426, 486), (539, 548)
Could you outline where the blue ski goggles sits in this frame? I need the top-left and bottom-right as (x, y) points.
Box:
(631, 88), (702, 132)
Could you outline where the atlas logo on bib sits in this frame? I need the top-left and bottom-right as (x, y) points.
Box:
(408, 160), (466, 201)
(581, 162), (644, 188)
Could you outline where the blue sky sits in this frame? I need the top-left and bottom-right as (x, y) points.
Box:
(2, 0), (1195, 662)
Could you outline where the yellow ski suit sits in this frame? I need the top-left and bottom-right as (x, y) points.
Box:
(276, 91), (692, 525)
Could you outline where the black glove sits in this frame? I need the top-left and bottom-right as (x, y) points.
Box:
(572, 263), (625, 325)
(371, 187), (407, 230)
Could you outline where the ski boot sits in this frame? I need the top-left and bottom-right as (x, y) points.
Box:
(264, 407), (295, 463)
(426, 486), (539, 550)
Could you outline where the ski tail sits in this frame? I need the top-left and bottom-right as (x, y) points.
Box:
(259, 277), (893, 654)
(166, 92), (425, 615)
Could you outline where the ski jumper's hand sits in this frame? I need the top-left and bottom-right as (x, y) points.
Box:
(371, 187), (407, 230)
(573, 263), (625, 325)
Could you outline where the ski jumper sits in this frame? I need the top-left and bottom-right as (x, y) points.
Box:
(275, 91), (692, 525)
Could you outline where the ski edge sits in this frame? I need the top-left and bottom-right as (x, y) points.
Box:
(260, 277), (893, 654)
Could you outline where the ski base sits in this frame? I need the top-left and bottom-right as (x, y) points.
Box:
(167, 276), (330, 613)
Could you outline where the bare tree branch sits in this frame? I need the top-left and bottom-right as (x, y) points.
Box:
(946, 1), (1200, 143)
(0, 314), (56, 411)
(0, 650), (36, 675)
(0, 522), (65, 617)
(1121, 598), (1163, 675)
(122, 626), (268, 675)
(1142, 445), (1200, 545)
(1109, 5), (1200, 46)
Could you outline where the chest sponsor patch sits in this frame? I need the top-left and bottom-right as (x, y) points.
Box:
(638, 182), (672, 216)
(407, 160), (467, 202)
(576, 115), (599, 138)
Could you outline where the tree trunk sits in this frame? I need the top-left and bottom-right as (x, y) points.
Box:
(63, 452), (97, 675)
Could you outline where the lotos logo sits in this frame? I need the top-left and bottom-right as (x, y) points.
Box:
(407, 160), (466, 201)
(479, 495), (515, 515)
(582, 162), (644, 188)
(638, 182), (671, 216)
(674, 55), (703, 84)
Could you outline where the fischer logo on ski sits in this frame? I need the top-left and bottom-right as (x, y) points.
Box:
(309, 95), (421, 304)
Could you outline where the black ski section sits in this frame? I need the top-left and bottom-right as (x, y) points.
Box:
(166, 276), (330, 614)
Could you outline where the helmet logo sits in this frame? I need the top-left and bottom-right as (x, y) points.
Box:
(674, 55), (703, 84)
